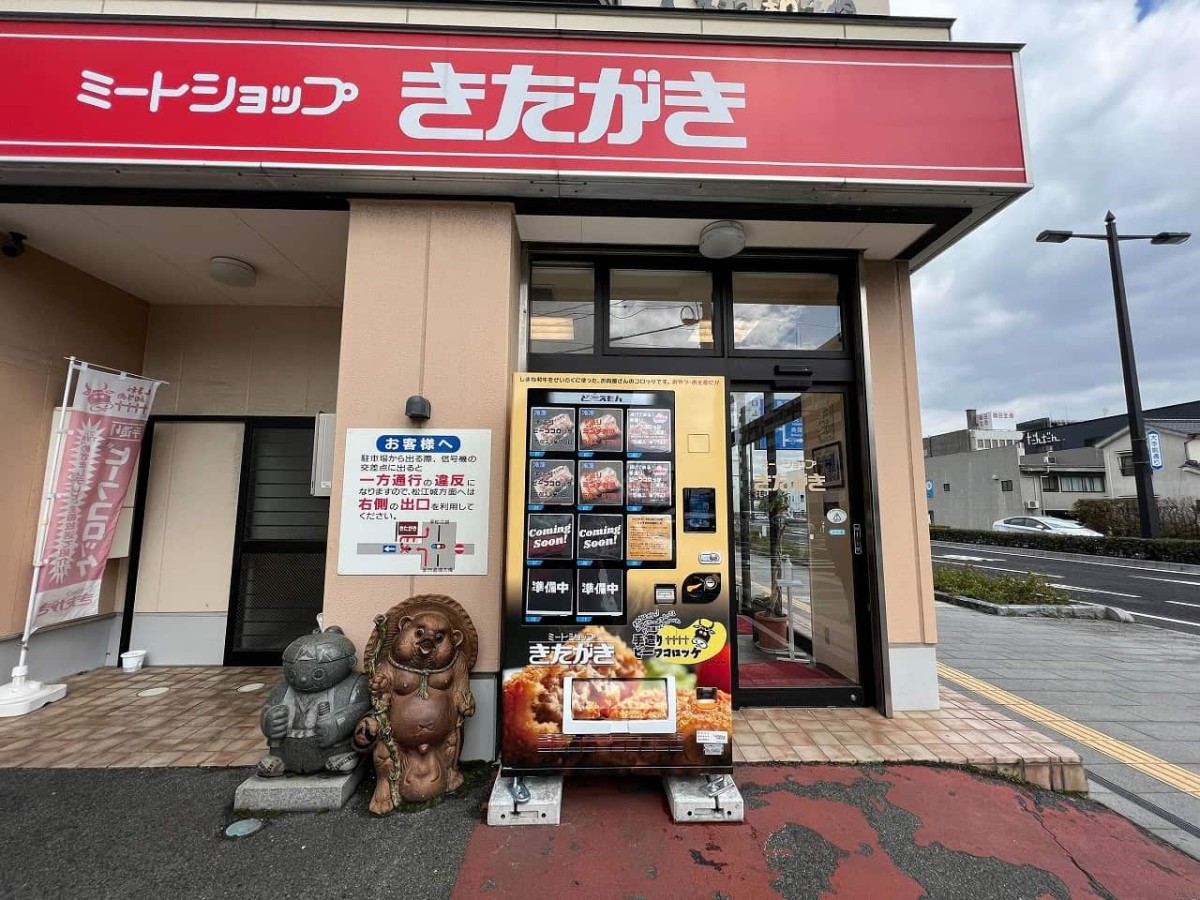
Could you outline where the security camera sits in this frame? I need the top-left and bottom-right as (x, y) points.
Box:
(1, 232), (27, 258)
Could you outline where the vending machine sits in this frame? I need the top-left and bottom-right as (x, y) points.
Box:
(501, 373), (732, 776)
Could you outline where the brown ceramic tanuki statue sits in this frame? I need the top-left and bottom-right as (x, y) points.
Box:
(353, 595), (477, 814)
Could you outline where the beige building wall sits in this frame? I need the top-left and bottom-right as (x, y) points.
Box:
(143, 305), (341, 416)
(129, 305), (340, 662)
(0, 2), (945, 43)
(0, 247), (148, 639)
(132, 422), (244, 615)
(863, 259), (938, 710)
(323, 201), (520, 670)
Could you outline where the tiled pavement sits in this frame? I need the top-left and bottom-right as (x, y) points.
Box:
(0, 666), (275, 769)
(733, 686), (1088, 792)
(0, 664), (1087, 794)
(935, 600), (1200, 859)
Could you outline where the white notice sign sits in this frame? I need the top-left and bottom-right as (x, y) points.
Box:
(338, 428), (490, 575)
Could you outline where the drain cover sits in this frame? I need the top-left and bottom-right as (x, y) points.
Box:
(236, 683), (266, 694)
(224, 819), (263, 839)
(136, 687), (170, 698)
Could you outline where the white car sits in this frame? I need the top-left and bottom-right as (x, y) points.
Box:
(992, 516), (1103, 537)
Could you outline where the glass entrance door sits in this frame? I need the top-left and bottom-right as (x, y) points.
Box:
(730, 389), (864, 704)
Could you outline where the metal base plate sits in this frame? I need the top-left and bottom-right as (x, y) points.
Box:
(663, 775), (745, 823)
(487, 776), (563, 826)
(0, 681), (67, 718)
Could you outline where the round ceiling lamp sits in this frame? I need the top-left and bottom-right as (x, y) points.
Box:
(698, 220), (746, 259)
(208, 256), (257, 288)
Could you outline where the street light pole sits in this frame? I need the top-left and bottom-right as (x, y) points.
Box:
(1103, 212), (1159, 539)
(1036, 215), (1190, 541)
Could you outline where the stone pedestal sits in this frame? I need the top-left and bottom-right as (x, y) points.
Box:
(234, 763), (364, 812)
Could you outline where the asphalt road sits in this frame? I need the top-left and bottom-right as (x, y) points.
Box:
(0, 767), (490, 900)
(4, 765), (1197, 900)
(932, 540), (1200, 636)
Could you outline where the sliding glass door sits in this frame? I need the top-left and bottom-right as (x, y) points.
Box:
(730, 388), (865, 705)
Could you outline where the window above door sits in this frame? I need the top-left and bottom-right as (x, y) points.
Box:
(731, 272), (841, 353)
(527, 253), (856, 367)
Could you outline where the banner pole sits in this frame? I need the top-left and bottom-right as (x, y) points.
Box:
(9, 358), (79, 688)
(2, 360), (166, 717)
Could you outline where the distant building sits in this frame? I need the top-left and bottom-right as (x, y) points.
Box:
(1095, 419), (1200, 502)
(1019, 400), (1200, 454)
(923, 408), (1024, 458)
(926, 409), (1200, 530)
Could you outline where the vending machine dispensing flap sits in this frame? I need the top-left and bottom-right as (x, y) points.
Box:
(561, 676), (678, 734)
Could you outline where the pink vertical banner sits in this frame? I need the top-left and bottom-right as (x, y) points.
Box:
(31, 367), (158, 632)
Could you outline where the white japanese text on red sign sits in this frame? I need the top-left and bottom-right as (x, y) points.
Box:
(76, 63), (747, 148)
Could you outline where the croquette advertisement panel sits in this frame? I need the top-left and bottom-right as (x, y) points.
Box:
(503, 373), (732, 775)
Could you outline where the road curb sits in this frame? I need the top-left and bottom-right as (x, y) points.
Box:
(934, 591), (1131, 622)
(932, 541), (1200, 575)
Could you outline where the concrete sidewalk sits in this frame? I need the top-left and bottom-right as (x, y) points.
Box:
(2, 765), (1197, 900)
(0, 667), (1087, 796)
(936, 601), (1200, 859)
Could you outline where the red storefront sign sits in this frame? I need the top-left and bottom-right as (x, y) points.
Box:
(0, 20), (1027, 185)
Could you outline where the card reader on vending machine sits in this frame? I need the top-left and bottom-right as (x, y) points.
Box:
(682, 572), (721, 603)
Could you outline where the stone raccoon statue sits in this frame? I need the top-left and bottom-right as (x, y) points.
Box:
(256, 626), (371, 778)
(353, 595), (478, 814)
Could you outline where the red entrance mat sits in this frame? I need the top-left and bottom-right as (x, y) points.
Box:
(738, 660), (851, 688)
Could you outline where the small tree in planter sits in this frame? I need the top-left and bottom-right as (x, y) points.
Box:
(754, 487), (791, 651)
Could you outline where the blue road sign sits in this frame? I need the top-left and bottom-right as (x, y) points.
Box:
(747, 396), (804, 450)
(1147, 429), (1164, 470)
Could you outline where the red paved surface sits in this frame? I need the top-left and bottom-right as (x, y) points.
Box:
(453, 765), (1200, 900)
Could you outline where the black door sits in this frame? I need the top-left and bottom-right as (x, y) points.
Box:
(225, 419), (330, 665)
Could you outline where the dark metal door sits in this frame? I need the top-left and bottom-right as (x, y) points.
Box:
(225, 419), (329, 665)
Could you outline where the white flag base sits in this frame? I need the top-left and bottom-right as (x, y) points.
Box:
(0, 678), (66, 718)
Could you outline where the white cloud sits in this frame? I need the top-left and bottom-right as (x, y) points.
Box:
(891, 0), (1200, 437)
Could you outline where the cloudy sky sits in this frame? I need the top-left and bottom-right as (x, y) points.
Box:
(891, 0), (1199, 435)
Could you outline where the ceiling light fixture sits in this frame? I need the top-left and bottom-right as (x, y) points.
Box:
(208, 256), (257, 288)
(698, 220), (746, 259)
